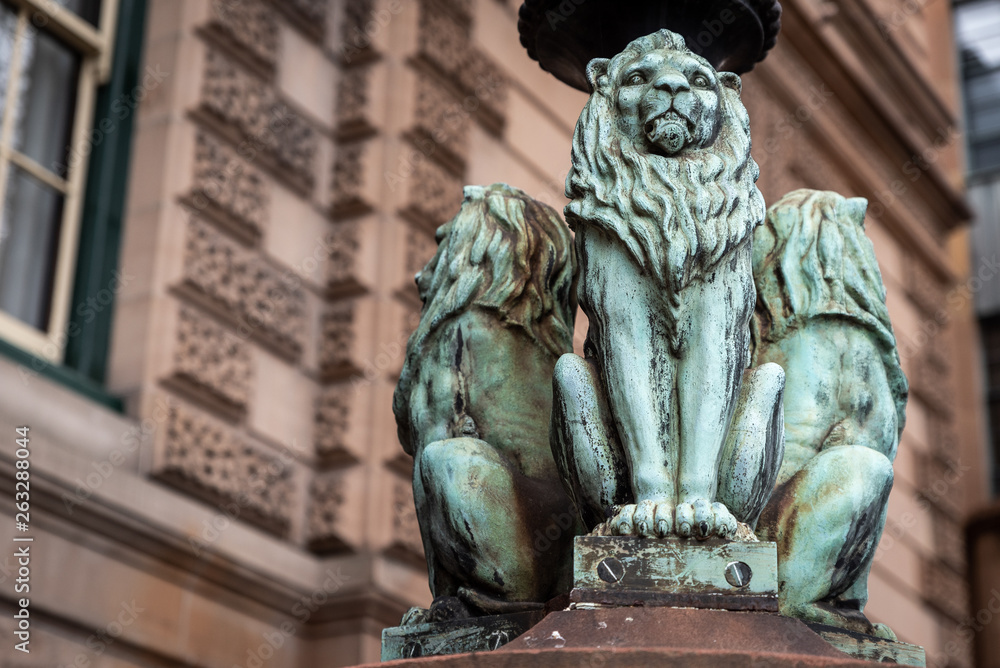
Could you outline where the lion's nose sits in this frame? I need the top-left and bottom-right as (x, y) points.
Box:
(652, 70), (690, 94)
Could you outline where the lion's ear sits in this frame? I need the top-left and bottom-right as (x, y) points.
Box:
(719, 72), (742, 94)
(586, 58), (611, 93)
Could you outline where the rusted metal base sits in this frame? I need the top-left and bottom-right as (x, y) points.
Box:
(380, 609), (546, 661)
(572, 535), (778, 611)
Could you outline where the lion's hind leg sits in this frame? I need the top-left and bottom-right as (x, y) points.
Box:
(551, 353), (631, 532)
(757, 445), (894, 638)
(415, 437), (567, 616)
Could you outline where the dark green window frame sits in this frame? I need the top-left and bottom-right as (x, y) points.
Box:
(0, 0), (148, 411)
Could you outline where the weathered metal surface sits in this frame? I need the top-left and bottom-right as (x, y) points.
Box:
(753, 190), (909, 640)
(808, 623), (927, 667)
(517, 0), (782, 91)
(392, 184), (581, 622)
(381, 610), (546, 661)
(572, 536), (778, 611)
(554, 29), (784, 544)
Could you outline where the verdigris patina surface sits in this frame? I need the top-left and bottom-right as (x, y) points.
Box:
(553, 28), (785, 541)
(753, 189), (908, 639)
(393, 184), (580, 623)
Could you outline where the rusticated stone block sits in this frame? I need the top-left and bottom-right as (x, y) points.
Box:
(168, 306), (252, 415)
(319, 300), (358, 378)
(336, 65), (377, 139)
(190, 130), (269, 242)
(411, 73), (469, 171)
(415, 0), (507, 132)
(331, 140), (375, 218)
(325, 221), (363, 292)
(315, 383), (358, 462)
(200, 48), (317, 191)
(306, 470), (350, 554)
(389, 477), (424, 563)
(266, 0), (325, 41)
(157, 401), (294, 535)
(400, 158), (463, 231)
(182, 218), (306, 358)
(205, 0), (279, 70)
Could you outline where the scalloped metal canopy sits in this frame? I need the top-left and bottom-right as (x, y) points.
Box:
(517, 0), (782, 92)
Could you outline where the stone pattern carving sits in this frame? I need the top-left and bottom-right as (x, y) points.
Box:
(306, 472), (349, 552)
(319, 301), (357, 376)
(415, 0), (507, 130)
(331, 141), (371, 216)
(201, 48), (317, 190)
(391, 478), (424, 558)
(207, 0), (279, 68)
(413, 73), (470, 169)
(192, 130), (269, 238)
(404, 159), (464, 230)
(183, 218), (305, 357)
(336, 66), (375, 138)
(159, 402), (294, 533)
(315, 384), (353, 458)
(172, 307), (252, 410)
(325, 222), (361, 290)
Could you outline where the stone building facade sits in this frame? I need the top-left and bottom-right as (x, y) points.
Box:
(0, 0), (992, 666)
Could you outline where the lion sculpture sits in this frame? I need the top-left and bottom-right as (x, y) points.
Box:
(393, 183), (580, 622)
(553, 29), (785, 541)
(753, 189), (908, 639)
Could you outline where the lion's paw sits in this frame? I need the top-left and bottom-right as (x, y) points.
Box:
(675, 499), (738, 540)
(609, 501), (675, 538)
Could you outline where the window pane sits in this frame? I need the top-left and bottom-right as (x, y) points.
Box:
(0, 166), (64, 330)
(0, 2), (17, 126)
(53, 0), (101, 26)
(10, 26), (80, 178)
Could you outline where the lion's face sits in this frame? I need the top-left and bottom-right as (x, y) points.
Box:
(613, 49), (725, 155)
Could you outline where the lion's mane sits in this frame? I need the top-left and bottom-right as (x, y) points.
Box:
(394, 184), (578, 432)
(751, 189), (908, 436)
(565, 29), (766, 294)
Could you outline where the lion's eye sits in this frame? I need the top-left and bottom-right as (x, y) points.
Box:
(626, 72), (645, 86)
(692, 74), (710, 87)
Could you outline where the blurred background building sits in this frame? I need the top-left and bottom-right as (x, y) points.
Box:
(0, 0), (995, 666)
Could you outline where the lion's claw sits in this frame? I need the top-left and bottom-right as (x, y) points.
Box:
(605, 500), (738, 539)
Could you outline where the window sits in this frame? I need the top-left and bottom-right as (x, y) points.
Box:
(957, 0), (1000, 175)
(0, 0), (119, 361)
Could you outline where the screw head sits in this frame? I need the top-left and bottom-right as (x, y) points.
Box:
(597, 556), (625, 583)
(725, 561), (752, 588)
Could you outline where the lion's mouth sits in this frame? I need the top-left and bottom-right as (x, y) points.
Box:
(644, 111), (690, 155)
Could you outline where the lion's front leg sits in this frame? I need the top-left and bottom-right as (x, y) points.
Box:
(577, 228), (680, 520)
(674, 244), (755, 539)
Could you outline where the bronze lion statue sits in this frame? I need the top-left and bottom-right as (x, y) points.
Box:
(553, 29), (783, 541)
(393, 183), (580, 622)
(753, 189), (908, 638)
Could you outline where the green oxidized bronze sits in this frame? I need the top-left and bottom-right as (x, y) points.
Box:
(753, 189), (908, 639)
(390, 29), (910, 655)
(554, 29), (785, 541)
(393, 184), (580, 623)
